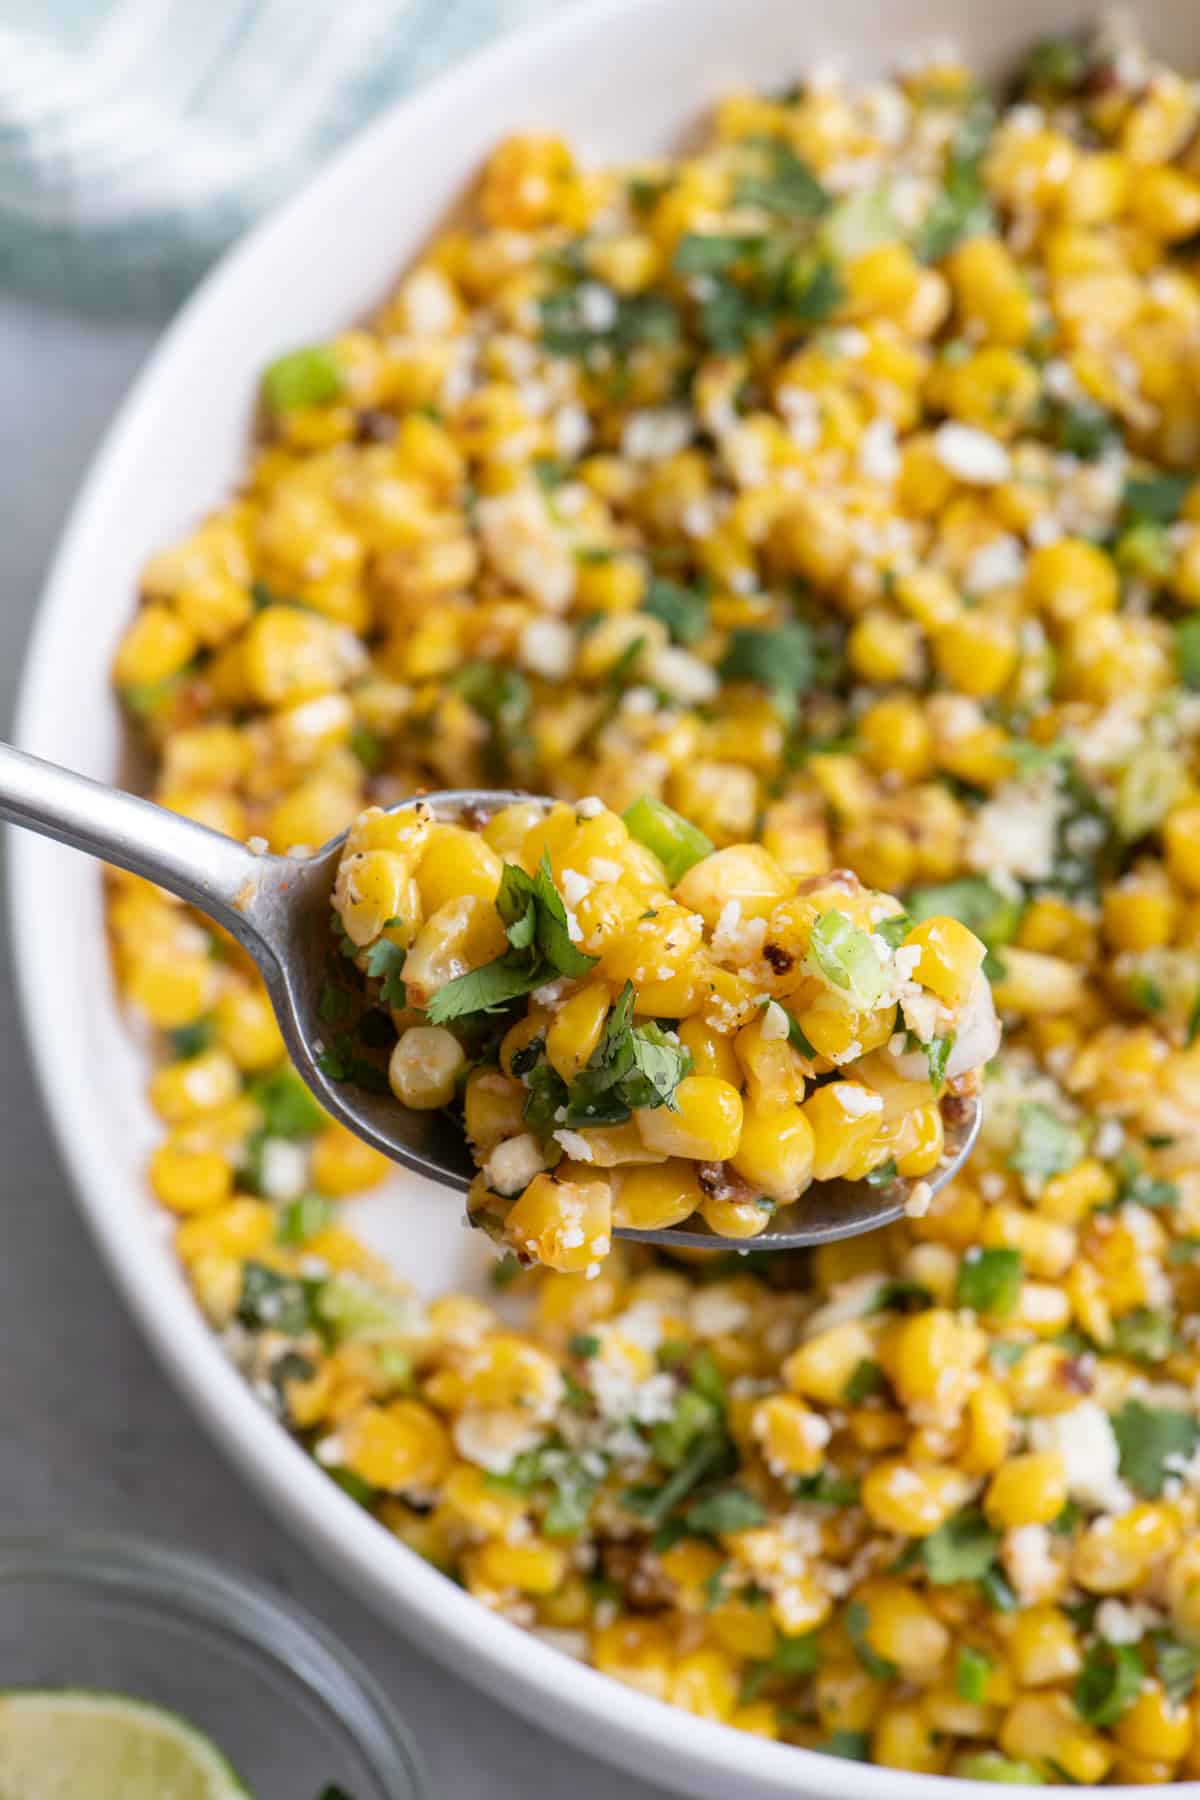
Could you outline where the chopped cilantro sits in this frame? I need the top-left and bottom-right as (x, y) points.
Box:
(318, 983), (352, 1026)
(453, 662), (532, 777)
(917, 99), (995, 261)
(489, 1251), (523, 1289)
(684, 1486), (767, 1534)
(248, 1066), (326, 1138)
(1042, 395), (1119, 460)
(1169, 1237), (1200, 1265)
(1008, 1102), (1083, 1184)
(864, 1158), (899, 1189)
(1020, 35), (1091, 94)
(955, 1247), (1022, 1318)
(623, 1432), (732, 1525)
(920, 1509), (1000, 1585)
(426, 852), (596, 1025)
(167, 1018), (215, 1059)
(788, 257), (845, 323)
(785, 1012), (818, 1059)
(641, 576), (709, 646)
(539, 285), (680, 361)
(1112, 1307), (1175, 1365)
(823, 1731), (871, 1761)
(1113, 1400), (1200, 1497)
(522, 1062), (569, 1142)
(719, 623), (814, 722)
(1114, 1153), (1178, 1212)
(673, 232), (764, 275)
(1177, 616), (1200, 691)
(956, 1754), (1045, 1785)
(1074, 1642), (1144, 1727)
(569, 1332), (600, 1360)
(1153, 1632), (1200, 1707)
(793, 1471), (861, 1506)
(874, 913), (911, 950)
(563, 982), (690, 1126)
(906, 876), (1023, 955)
(845, 1359), (885, 1403)
(979, 1565), (1018, 1612)
(348, 723), (384, 771)
(364, 936), (408, 1009)
(237, 1262), (312, 1336)
(733, 137), (830, 217)
(1122, 472), (1193, 529)
(844, 1600), (896, 1681)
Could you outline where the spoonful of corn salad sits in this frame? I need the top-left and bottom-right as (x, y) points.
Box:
(326, 790), (996, 1262)
(0, 746), (993, 1256)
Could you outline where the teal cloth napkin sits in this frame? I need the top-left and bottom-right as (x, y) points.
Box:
(0, 0), (561, 314)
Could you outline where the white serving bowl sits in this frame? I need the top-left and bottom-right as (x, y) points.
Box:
(11, 1), (1196, 1793)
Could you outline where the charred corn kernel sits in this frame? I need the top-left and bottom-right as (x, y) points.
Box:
(946, 236), (1035, 345)
(903, 916), (985, 1008)
(814, 1662), (884, 1735)
(861, 1460), (967, 1537)
(1073, 1503), (1180, 1593)
(676, 1017), (740, 1085)
(334, 849), (419, 947)
(340, 1399), (452, 1492)
(858, 696), (935, 780)
(668, 1648), (739, 1722)
(114, 604), (198, 688)
(213, 982), (286, 1071)
(1165, 805), (1200, 892)
(1103, 877), (1177, 952)
(1000, 1693), (1112, 1786)
(731, 1099), (814, 1202)
(1115, 1683), (1193, 1763)
(1025, 538), (1119, 629)
(471, 1536), (568, 1596)
(389, 1025), (465, 1108)
(636, 1076), (742, 1161)
(784, 1321), (876, 1406)
(873, 1705), (947, 1775)
(310, 1122), (391, 1196)
(149, 1049), (240, 1124)
(175, 1198), (273, 1263)
(1006, 1607), (1081, 1688)
(505, 1173), (612, 1272)
(242, 605), (348, 706)
(592, 1618), (673, 1701)
(857, 1581), (949, 1675)
(149, 1142), (234, 1215)
(416, 826), (503, 913)
(802, 1084), (887, 1182)
(881, 1309), (984, 1412)
(984, 1452), (1067, 1528)
(545, 981), (612, 1081)
(463, 1070), (526, 1154)
(959, 1378), (1013, 1475)
(981, 1208), (1075, 1279)
(751, 1394), (830, 1478)
(614, 1161), (702, 1231)
(402, 896), (508, 1008)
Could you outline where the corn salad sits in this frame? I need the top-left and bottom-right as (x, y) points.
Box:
(110, 21), (1200, 1782)
(330, 795), (994, 1266)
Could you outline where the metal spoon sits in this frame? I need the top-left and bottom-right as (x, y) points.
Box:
(0, 743), (980, 1248)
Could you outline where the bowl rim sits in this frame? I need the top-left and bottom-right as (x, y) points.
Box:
(6, 0), (1165, 1794)
(0, 1532), (428, 1794)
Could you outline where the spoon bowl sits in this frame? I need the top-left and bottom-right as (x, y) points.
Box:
(0, 745), (982, 1249)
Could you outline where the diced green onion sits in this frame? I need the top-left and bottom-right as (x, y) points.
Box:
(622, 795), (714, 884)
(263, 344), (343, 414)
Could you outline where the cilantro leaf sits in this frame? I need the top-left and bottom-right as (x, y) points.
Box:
(733, 137), (830, 217)
(1112, 1308), (1174, 1365)
(276, 1193), (335, 1246)
(531, 851), (599, 978)
(845, 1359), (885, 1403)
(955, 1645), (994, 1705)
(364, 936), (408, 1008)
(684, 1486), (767, 1534)
(425, 956), (553, 1025)
(917, 100), (995, 262)
(673, 232), (764, 274)
(247, 1066), (326, 1138)
(906, 877), (1023, 952)
(823, 1731), (870, 1762)
(1009, 1102), (1083, 1184)
(719, 623), (814, 722)
(1177, 616), (1200, 691)
(793, 1471), (861, 1506)
(1122, 472), (1192, 529)
(564, 983), (691, 1125)
(1153, 1632), (1200, 1708)
(844, 1600), (896, 1680)
(920, 1509), (1000, 1585)
(925, 1032), (955, 1093)
(955, 1247), (1022, 1318)
(1074, 1642), (1144, 1727)
(641, 576), (709, 646)
(1113, 1400), (1200, 1498)
(522, 1062), (569, 1142)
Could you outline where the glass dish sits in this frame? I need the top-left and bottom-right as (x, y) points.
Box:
(0, 1536), (427, 1799)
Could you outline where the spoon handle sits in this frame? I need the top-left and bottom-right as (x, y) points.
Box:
(0, 741), (266, 946)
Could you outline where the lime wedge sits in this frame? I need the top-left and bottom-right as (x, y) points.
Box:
(0, 1691), (250, 1799)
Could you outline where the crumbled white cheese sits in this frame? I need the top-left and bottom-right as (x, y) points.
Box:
(560, 868), (593, 908)
(577, 282), (618, 331)
(519, 615), (574, 680)
(553, 403), (591, 459)
(760, 1000), (790, 1042)
(837, 1085), (884, 1119)
(620, 408), (694, 462)
(454, 1409), (547, 1476)
(967, 780), (1063, 884)
(645, 645), (719, 704)
(904, 1181), (933, 1218)
(934, 422), (1012, 485)
(575, 796), (605, 819)
(258, 1139), (308, 1202)
(690, 1288), (750, 1338)
(858, 417), (901, 483)
(564, 909), (583, 943)
(965, 534), (1025, 594)
(632, 1372), (678, 1425)
(803, 1272), (891, 1339)
(587, 857), (622, 883)
(1030, 1403), (1131, 1514)
(483, 1133), (546, 1197)
(1004, 1524), (1058, 1603)
(553, 1128), (594, 1163)
(1096, 1599), (1144, 1645)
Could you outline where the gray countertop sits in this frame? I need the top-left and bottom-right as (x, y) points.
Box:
(0, 295), (673, 1800)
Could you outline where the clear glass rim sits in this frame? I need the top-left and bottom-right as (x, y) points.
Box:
(0, 1533), (428, 1796)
